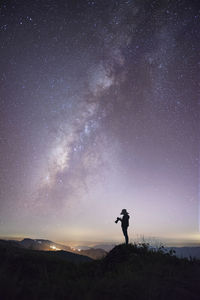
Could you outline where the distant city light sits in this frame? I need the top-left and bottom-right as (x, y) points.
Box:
(50, 245), (60, 251)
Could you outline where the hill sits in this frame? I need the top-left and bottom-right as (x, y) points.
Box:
(8, 238), (107, 259)
(0, 242), (200, 299)
(78, 247), (106, 259)
(0, 239), (92, 263)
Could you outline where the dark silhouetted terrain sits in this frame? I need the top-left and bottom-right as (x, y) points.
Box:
(6, 238), (107, 259)
(3, 237), (200, 260)
(0, 240), (200, 299)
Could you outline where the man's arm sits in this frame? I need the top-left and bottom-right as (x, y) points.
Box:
(115, 217), (122, 223)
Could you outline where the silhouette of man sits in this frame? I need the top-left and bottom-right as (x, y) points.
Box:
(115, 209), (130, 245)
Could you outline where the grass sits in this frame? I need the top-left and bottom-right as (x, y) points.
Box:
(0, 242), (200, 299)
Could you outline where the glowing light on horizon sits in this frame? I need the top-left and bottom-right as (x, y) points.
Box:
(50, 245), (61, 251)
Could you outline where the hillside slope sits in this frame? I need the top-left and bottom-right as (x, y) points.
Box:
(2, 238), (107, 259)
(0, 242), (200, 299)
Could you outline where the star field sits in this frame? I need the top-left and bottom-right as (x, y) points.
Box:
(0, 0), (199, 243)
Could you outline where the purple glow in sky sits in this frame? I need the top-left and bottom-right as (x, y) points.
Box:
(0, 0), (199, 245)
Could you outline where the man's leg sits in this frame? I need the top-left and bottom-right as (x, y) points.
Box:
(122, 227), (129, 245)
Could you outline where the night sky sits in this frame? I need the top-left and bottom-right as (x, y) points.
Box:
(0, 0), (199, 244)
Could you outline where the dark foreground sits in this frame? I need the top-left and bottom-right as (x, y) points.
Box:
(0, 241), (200, 300)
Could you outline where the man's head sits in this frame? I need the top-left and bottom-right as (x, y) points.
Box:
(120, 209), (128, 215)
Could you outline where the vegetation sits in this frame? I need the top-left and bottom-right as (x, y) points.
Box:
(0, 241), (200, 299)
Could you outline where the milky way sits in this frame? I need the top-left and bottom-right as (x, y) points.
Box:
(0, 0), (199, 243)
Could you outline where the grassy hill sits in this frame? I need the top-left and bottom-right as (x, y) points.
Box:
(0, 241), (200, 299)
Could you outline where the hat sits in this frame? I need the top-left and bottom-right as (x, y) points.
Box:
(120, 209), (128, 215)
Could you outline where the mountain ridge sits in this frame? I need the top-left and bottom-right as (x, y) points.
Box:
(0, 238), (107, 260)
(2, 237), (200, 260)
